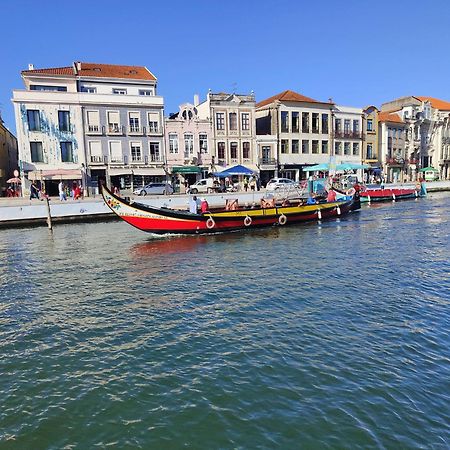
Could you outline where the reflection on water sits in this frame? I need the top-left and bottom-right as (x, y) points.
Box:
(0, 194), (449, 448)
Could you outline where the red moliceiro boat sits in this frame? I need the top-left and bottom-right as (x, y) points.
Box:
(359, 182), (426, 203)
(102, 185), (360, 235)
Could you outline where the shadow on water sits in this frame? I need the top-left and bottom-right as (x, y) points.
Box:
(129, 226), (285, 257)
(129, 210), (364, 258)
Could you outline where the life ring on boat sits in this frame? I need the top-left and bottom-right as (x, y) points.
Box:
(278, 214), (287, 225)
(346, 187), (356, 196)
(206, 217), (215, 229)
(244, 215), (252, 227)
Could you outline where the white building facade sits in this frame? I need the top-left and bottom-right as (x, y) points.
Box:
(381, 96), (450, 180)
(332, 105), (364, 166)
(12, 62), (164, 195)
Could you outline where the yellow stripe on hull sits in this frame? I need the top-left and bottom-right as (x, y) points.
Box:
(209, 202), (343, 218)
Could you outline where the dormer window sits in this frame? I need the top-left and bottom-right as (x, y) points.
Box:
(181, 109), (194, 120)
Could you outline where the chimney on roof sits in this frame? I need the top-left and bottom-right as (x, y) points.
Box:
(73, 61), (82, 75)
(28, 64), (34, 70)
(194, 94), (200, 106)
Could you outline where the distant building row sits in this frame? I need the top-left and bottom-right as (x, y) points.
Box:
(11, 61), (450, 195)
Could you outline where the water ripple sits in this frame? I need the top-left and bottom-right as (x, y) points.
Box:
(0, 194), (449, 448)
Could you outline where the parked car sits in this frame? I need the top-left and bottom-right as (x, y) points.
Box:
(265, 178), (297, 190)
(133, 182), (174, 196)
(188, 178), (219, 194)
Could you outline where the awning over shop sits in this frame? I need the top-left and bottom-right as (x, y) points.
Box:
(108, 168), (132, 176)
(419, 166), (438, 172)
(28, 169), (82, 181)
(171, 166), (202, 174)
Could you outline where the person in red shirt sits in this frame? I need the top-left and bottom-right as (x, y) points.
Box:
(200, 198), (209, 213)
(327, 189), (337, 202)
(74, 184), (82, 200)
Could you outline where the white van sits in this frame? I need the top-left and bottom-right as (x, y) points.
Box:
(188, 178), (216, 194)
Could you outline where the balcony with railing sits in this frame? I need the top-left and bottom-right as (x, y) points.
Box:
(110, 155), (128, 164)
(259, 157), (277, 166)
(90, 154), (108, 164)
(107, 124), (124, 135)
(131, 156), (144, 164)
(408, 158), (419, 165)
(128, 125), (144, 135)
(86, 124), (104, 135)
(149, 154), (162, 163)
(147, 124), (161, 135)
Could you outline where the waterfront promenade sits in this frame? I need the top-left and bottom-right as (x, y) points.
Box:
(1, 181), (449, 228)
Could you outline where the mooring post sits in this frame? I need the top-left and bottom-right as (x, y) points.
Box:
(45, 196), (52, 230)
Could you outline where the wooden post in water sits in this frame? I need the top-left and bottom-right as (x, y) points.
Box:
(45, 196), (52, 230)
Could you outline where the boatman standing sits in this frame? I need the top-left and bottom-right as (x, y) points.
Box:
(189, 196), (198, 214)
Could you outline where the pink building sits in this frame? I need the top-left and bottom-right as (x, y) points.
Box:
(165, 98), (212, 186)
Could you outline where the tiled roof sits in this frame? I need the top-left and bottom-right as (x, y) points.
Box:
(256, 90), (328, 108)
(415, 96), (450, 111)
(378, 111), (404, 123)
(78, 63), (156, 80)
(22, 66), (74, 76)
(22, 62), (156, 81)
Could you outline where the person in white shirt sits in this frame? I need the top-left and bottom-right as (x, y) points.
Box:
(189, 196), (198, 214)
(58, 181), (67, 201)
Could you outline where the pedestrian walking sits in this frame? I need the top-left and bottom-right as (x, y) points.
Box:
(29, 181), (40, 200)
(58, 181), (67, 201)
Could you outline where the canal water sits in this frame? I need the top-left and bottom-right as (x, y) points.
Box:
(1, 193), (449, 449)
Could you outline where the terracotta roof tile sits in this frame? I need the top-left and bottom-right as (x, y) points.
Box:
(256, 90), (329, 108)
(415, 96), (450, 111)
(78, 62), (156, 80)
(22, 66), (74, 76)
(378, 111), (404, 123)
(22, 62), (156, 81)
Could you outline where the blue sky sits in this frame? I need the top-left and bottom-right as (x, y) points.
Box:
(1, 0), (449, 133)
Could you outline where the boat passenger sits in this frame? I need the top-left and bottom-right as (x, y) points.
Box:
(326, 190), (337, 202)
(260, 198), (275, 208)
(306, 195), (318, 205)
(200, 198), (209, 213)
(225, 199), (238, 210)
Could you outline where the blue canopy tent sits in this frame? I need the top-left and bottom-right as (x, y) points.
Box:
(213, 164), (255, 178)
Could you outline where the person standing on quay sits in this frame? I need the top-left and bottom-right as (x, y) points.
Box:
(29, 181), (40, 200)
(58, 181), (67, 201)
